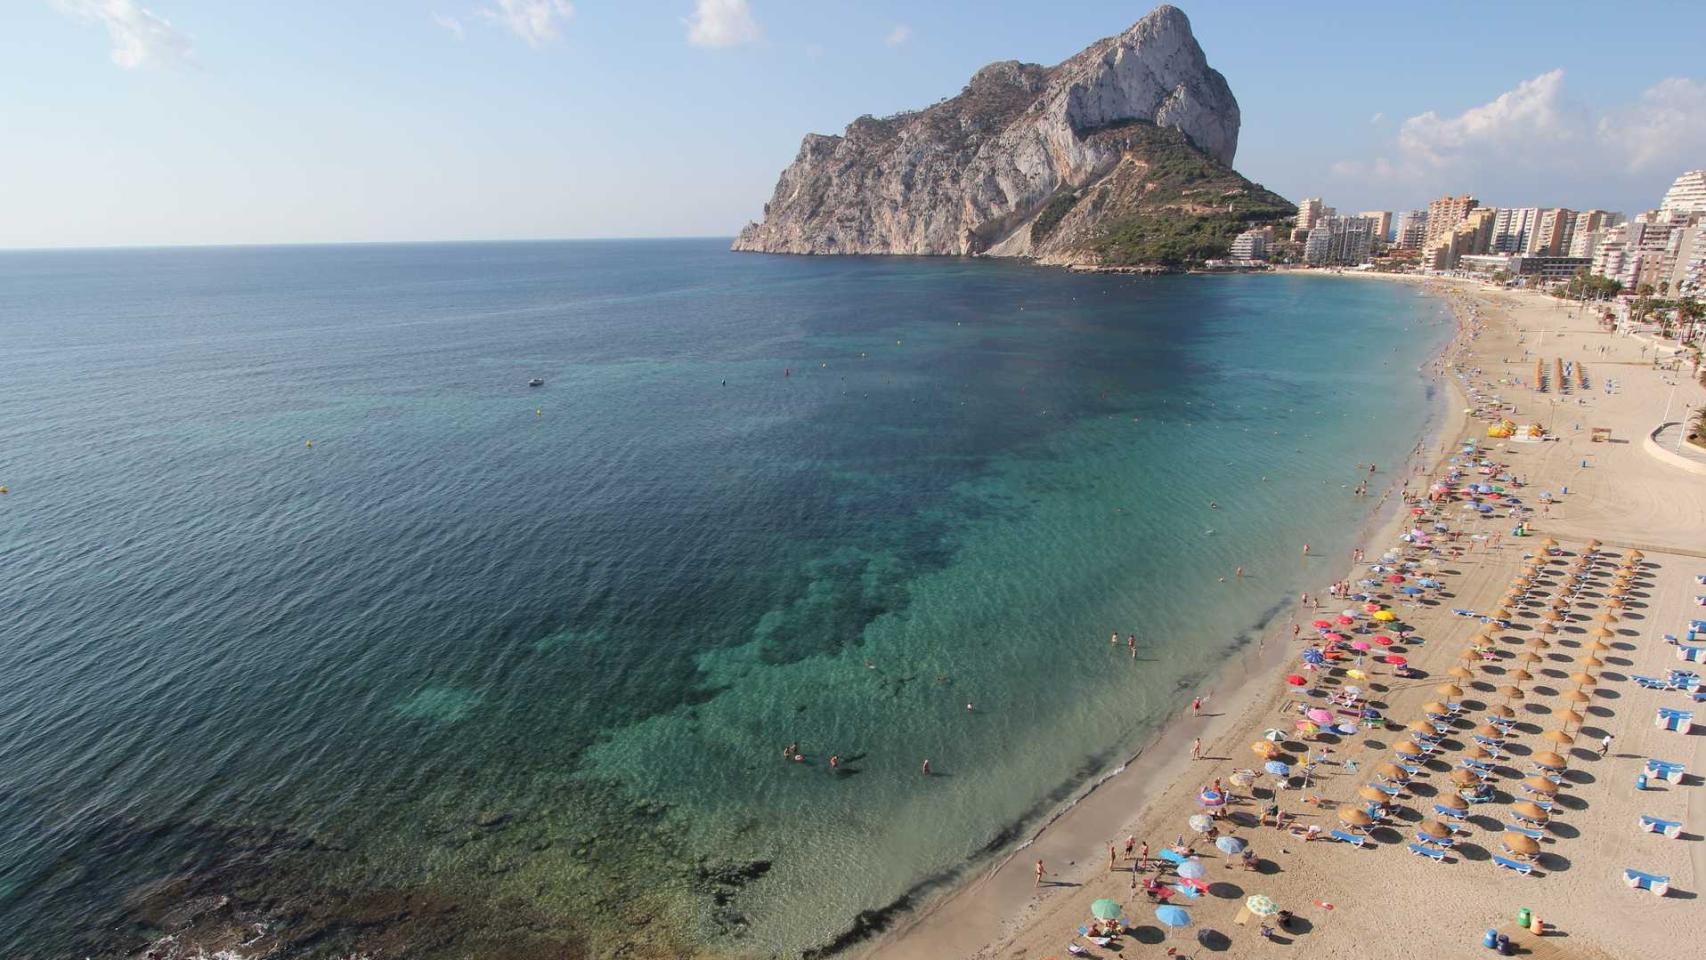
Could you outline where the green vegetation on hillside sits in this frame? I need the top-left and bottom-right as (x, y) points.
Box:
(1071, 122), (1294, 267)
(1030, 190), (1081, 244)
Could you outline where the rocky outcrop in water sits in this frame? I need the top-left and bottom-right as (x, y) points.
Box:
(733, 5), (1292, 267)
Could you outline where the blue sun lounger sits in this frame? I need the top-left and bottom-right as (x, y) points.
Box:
(1157, 849), (1189, 866)
(1623, 868), (1670, 895)
(1395, 762), (1424, 777)
(1434, 803), (1467, 820)
(1407, 842), (1447, 861)
(1634, 675), (1677, 690)
(1366, 781), (1402, 797)
(1644, 759), (1685, 782)
(1655, 707), (1694, 733)
(1638, 815), (1683, 838)
(1504, 821), (1543, 839)
(1493, 855), (1535, 876)
(1415, 832), (1453, 849)
(1330, 830), (1367, 847)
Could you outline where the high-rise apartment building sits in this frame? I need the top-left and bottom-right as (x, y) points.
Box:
(1532, 208), (1578, 256)
(1304, 216), (1377, 266)
(1295, 198), (1327, 234)
(1659, 170), (1706, 216)
(1229, 229), (1268, 261)
(1568, 210), (1622, 259)
(1490, 207), (1541, 253)
(1422, 195), (1478, 251)
(1393, 210), (1429, 249)
(1358, 211), (1392, 245)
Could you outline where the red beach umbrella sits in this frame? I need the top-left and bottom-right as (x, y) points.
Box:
(1383, 655), (1407, 666)
(1285, 674), (1307, 687)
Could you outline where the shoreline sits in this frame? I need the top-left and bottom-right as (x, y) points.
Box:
(858, 277), (1475, 959)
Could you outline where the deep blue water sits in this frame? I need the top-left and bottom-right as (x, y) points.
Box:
(0, 240), (1449, 957)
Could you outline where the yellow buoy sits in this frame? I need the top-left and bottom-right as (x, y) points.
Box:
(536, 408), (543, 417)
(305, 440), (314, 448)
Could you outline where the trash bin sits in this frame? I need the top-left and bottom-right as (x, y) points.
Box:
(1636, 773), (1648, 790)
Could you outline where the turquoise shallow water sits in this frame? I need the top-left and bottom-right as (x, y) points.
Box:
(0, 242), (1450, 957)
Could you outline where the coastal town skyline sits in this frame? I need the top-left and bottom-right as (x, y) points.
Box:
(7, 0), (1704, 248)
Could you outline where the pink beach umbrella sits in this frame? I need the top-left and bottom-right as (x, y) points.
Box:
(1306, 708), (1334, 724)
(1350, 640), (1372, 652)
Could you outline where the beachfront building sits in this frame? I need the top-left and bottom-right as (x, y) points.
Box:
(1422, 194), (1478, 251)
(1304, 216), (1376, 266)
(1533, 208), (1578, 256)
(1229, 229), (1268, 261)
(1358, 211), (1392, 246)
(1569, 210), (1622, 260)
(1457, 253), (1514, 279)
(1490, 207), (1541, 253)
(1423, 205), (1494, 271)
(1667, 219), (1706, 296)
(1393, 210), (1428, 250)
(1511, 255), (1592, 284)
(1294, 198), (1328, 239)
(1659, 170), (1706, 216)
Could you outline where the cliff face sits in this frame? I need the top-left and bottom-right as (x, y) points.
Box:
(733, 5), (1289, 265)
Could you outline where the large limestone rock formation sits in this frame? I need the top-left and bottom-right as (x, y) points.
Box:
(732, 5), (1289, 266)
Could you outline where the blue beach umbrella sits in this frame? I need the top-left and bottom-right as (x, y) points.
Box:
(1177, 858), (1206, 880)
(1156, 905), (1192, 928)
(1215, 835), (1247, 854)
(1264, 760), (1291, 776)
(1401, 586), (1424, 595)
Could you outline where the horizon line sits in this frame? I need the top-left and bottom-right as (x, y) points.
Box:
(0, 234), (740, 255)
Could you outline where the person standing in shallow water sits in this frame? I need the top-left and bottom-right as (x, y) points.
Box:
(921, 758), (932, 776)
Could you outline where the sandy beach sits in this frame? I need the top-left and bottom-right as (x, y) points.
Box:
(863, 277), (1706, 960)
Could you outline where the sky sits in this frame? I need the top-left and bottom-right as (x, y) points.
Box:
(5, 0), (1706, 248)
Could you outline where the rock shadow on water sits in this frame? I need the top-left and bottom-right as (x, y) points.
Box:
(395, 686), (485, 724)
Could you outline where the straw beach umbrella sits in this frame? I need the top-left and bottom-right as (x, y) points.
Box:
(1450, 768), (1483, 786)
(1438, 792), (1469, 812)
(1499, 685), (1526, 702)
(1418, 820), (1452, 840)
(1338, 807), (1373, 827)
(1564, 689), (1591, 704)
(1509, 669), (1533, 683)
(1436, 684), (1464, 698)
(1512, 801), (1550, 823)
(1523, 776), (1560, 796)
(1543, 729), (1574, 745)
(1534, 751), (1568, 770)
(1358, 785), (1390, 803)
(1559, 709), (1584, 729)
(1394, 742), (1424, 758)
(1489, 704), (1515, 719)
(1570, 672), (1600, 687)
(1502, 832), (1541, 858)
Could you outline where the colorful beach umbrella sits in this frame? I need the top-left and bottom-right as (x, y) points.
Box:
(1215, 835), (1247, 855)
(1199, 789), (1226, 808)
(1245, 895), (1279, 917)
(1188, 814), (1215, 833)
(1155, 905), (1191, 929)
(1264, 760), (1291, 776)
(1091, 898), (1123, 920)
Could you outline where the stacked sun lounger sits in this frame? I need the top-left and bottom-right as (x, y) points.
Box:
(1644, 758), (1685, 783)
(1655, 707), (1695, 733)
(1638, 815), (1684, 839)
(1624, 868), (1670, 895)
(1678, 644), (1706, 663)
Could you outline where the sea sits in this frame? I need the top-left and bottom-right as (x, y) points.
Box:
(0, 240), (1452, 959)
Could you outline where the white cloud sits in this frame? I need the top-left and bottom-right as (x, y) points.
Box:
(1327, 69), (1706, 209)
(685, 0), (760, 48)
(481, 0), (573, 47)
(432, 12), (465, 40)
(53, 0), (192, 69)
(884, 24), (912, 48)
(1596, 77), (1706, 172)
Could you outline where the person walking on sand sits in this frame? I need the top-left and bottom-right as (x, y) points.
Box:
(1035, 859), (1045, 886)
(1191, 737), (1202, 761)
(1138, 840), (1149, 869)
(1302, 543), (1311, 557)
(1109, 843), (1118, 870)
(1191, 696), (1203, 717)
(1124, 835), (1136, 860)
(1599, 733), (1613, 757)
